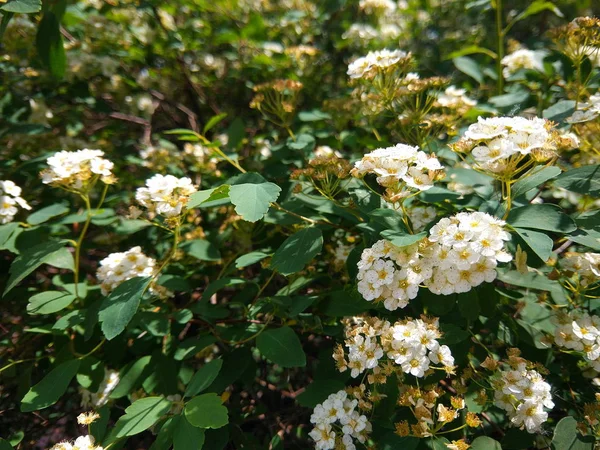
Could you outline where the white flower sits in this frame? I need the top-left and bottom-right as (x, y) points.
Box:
(0, 180), (31, 224)
(41, 149), (114, 190)
(96, 246), (156, 296)
(347, 49), (408, 80)
(501, 49), (545, 77)
(135, 174), (197, 218)
(79, 369), (120, 408)
(436, 86), (477, 109)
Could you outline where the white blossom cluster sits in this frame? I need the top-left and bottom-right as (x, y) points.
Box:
(501, 49), (545, 77)
(567, 93), (600, 123)
(457, 116), (556, 174)
(336, 316), (455, 380)
(41, 149), (114, 190)
(309, 390), (371, 450)
(0, 180), (30, 224)
(347, 49), (408, 80)
(50, 435), (104, 450)
(350, 143), (443, 191)
(357, 212), (511, 309)
(560, 252), (600, 287)
(135, 174), (197, 218)
(332, 241), (354, 267)
(96, 246), (156, 296)
(493, 365), (554, 433)
(358, 0), (396, 14)
(80, 369), (120, 408)
(435, 86), (477, 110)
(554, 311), (600, 371)
(407, 205), (437, 232)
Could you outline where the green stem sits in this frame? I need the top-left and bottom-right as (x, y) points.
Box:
(73, 194), (93, 299)
(502, 180), (512, 220)
(154, 223), (181, 281)
(495, 0), (504, 94)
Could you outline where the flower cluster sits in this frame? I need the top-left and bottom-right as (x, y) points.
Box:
(0, 180), (30, 224)
(406, 205), (437, 232)
(347, 49), (410, 80)
(567, 93), (600, 123)
(135, 174), (197, 219)
(350, 143), (443, 194)
(560, 251), (600, 287)
(309, 390), (371, 450)
(554, 311), (600, 371)
(96, 246), (156, 295)
(501, 49), (544, 77)
(356, 212), (512, 309)
(358, 0), (396, 14)
(50, 435), (104, 450)
(493, 362), (554, 433)
(41, 149), (115, 191)
(450, 116), (573, 177)
(334, 316), (455, 379)
(435, 86), (477, 111)
(80, 369), (120, 408)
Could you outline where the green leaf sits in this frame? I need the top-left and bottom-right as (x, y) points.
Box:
(4, 241), (71, 295)
(181, 239), (221, 261)
(511, 166), (561, 198)
(185, 359), (223, 398)
(447, 45), (497, 59)
(0, 222), (19, 248)
(380, 230), (427, 248)
(543, 100), (576, 122)
(27, 290), (75, 315)
(256, 326), (306, 368)
(489, 89), (530, 108)
(507, 204), (576, 233)
(514, 227), (554, 261)
(184, 393), (229, 429)
(173, 415), (206, 450)
(98, 277), (151, 340)
(26, 203), (69, 225)
(453, 56), (483, 83)
(298, 109), (331, 122)
(175, 336), (218, 361)
(229, 182), (281, 222)
(21, 359), (80, 412)
(35, 12), (66, 79)
(235, 251), (269, 269)
(110, 356), (152, 399)
(554, 165), (600, 197)
(115, 397), (172, 437)
(203, 113), (228, 134)
(0, 438), (13, 450)
(0, 12), (14, 41)
(0, 0), (41, 13)
(551, 417), (594, 450)
(187, 185), (230, 209)
(471, 436), (502, 450)
(457, 291), (480, 321)
(514, 0), (563, 24)
(568, 229), (600, 251)
(270, 227), (323, 275)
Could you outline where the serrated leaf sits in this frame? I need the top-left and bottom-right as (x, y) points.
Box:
(98, 277), (151, 340)
(270, 227), (323, 275)
(27, 290), (75, 315)
(256, 326), (306, 367)
(115, 397), (172, 437)
(229, 182), (281, 222)
(187, 185), (230, 209)
(184, 393), (229, 429)
(21, 359), (80, 411)
(185, 359), (223, 398)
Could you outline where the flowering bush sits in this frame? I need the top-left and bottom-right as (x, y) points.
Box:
(1, 1), (600, 449)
